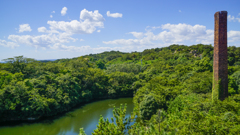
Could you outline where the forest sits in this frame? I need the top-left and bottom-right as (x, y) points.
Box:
(0, 44), (240, 134)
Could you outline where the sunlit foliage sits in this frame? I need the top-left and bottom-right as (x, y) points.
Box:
(1, 44), (240, 134)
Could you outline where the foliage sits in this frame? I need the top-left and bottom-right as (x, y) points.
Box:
(83, 104), (130, 135)
(139, 95), (158, 120)
(79, 44), (240, 134)
(106, 63), (144, 74)
(1, 44), (240, 134)
(96, 60), (106, 69)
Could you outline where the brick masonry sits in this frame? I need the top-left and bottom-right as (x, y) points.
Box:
(213, 11), (228, 101)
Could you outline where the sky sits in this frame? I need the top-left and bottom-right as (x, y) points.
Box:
(0, 0), (240, 61)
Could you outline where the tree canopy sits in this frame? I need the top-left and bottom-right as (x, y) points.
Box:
(1, 44), (240, 134)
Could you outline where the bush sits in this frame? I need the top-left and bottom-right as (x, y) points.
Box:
(139, 95), (158, 120)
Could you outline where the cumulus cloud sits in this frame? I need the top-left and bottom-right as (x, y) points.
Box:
(61, 7), (67, 16)
(228, 31), (240, 42)
(37, 26), (59, 34)
(151, 26), (161, 30)
(80, 9), (105, 22)
(228, 14), (240, 22)
(106, 11), (122, 18)
(7, 8), (240, 54)
(19, 24), (32, 33)
(158, 23), (213, 43)
(104, 23), (240, 49)
(145, 26), (161, 32)
(52, 11), (55, 13)
(103, 23), (215, 46)
(103, 38), (153, 46)
(0, 39), (19, 48)
(38, 27), (47, 33)
(49, 43), (90, 51)
(2, 9), (105, 51)
(8, 32), (77, 48)
(228, 15), (235, 21)
(48, 9), (104, 34)
(50, 15), (53, 18)
(128, 32), (144, 38)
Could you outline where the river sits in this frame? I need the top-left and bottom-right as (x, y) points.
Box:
(0, 98), (134, 135)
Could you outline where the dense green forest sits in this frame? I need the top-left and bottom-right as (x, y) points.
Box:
(1, 44), (240, 134)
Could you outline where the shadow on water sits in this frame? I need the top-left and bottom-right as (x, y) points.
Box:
(0, 98), (134, 135)
(0, 97), (125, 127)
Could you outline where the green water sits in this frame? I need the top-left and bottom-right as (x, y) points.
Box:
(0, 98), (134, 135)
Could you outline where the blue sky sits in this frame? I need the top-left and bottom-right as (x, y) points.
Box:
(0, 0), (240, 60)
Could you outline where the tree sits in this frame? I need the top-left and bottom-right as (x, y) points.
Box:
(2, 56), (35, 74)
(80, 104), (131, 135)
(96, 60), (106, 69)
(139, 95), (158, 120)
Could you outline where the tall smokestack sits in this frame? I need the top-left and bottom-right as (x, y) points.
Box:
(213, 11), (228, 101)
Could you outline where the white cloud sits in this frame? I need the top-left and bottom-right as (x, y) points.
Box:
(104, 23), (240, 49)
(50, 15), (53, 18)
(228, 14), (240, 22)
(0, 39), (19, 48)
(128, 32), (144, 38)
(145, 26), (161, 32)
(48, 9), (104, 34)
(151, 26), (161, 30)
(2, 9), (104, 51)
(37, 26), (59, 33)
(106, 11), (122, 18)
(61, 7), (67, 16)
(52, 11), (55, 13)
(153, 23), (214, 44)
(103, 38), (152, 46)
(237, 18), (240, 23)
(1, 36), (141, 53)
(8, 32), (76, 48)
(97, 30), (101, 32)
(103, 23), (215, 46)
(179, 10), (181, 12)
(19, 24), (32, 33)
(228, 31), (240, 42)
(228, 15), (235, 21)
(38, 27), (47, 32)
(49, 43), (91, 51)
(80, 9), (105, 22)
(47, 20), (102, 34)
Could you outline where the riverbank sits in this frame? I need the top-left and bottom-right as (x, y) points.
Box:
(0, 95), (133, 124)
(0, 98), (134, 135)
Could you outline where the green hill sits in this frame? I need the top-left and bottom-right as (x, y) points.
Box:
(1, 44), (240, 134)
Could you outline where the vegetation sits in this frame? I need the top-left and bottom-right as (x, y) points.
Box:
(1, 44), (240, 134)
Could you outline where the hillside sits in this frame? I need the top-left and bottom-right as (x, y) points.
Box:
(0, 44), (240, 134)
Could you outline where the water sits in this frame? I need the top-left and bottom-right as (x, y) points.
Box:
(0, 98), (134, 135)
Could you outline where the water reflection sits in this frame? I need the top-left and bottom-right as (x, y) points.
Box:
(0, 98), (133, 135)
